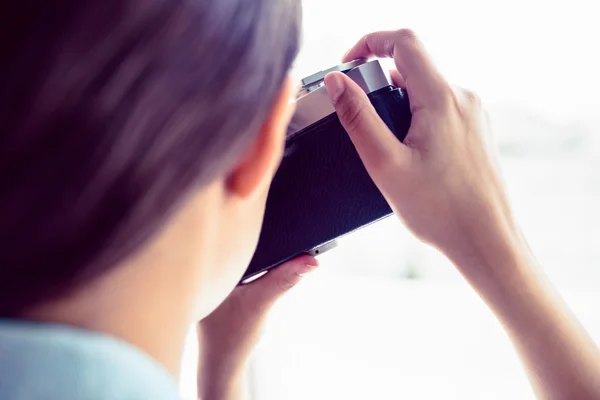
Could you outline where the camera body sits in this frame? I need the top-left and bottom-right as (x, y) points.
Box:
(243, 59), (412, 281)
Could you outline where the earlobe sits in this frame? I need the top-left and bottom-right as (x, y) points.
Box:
(226, 77), (296, 199)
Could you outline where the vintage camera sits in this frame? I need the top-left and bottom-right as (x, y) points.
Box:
(242, 58), (412, 282)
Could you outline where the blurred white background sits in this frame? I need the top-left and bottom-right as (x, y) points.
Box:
(180, 0), (600, 398)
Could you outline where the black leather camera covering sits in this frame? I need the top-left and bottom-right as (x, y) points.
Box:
(243, 86), (412, 280)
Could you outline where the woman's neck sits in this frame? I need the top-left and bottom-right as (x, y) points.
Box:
(24, 257), (198, 377)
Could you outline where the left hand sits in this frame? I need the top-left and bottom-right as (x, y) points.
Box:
(197, 255), (319, 399)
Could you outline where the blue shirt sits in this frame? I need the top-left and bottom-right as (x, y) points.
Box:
(0, 320), (182, 400)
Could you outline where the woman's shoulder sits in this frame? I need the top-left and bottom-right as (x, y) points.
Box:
(0, 320), (181, 400)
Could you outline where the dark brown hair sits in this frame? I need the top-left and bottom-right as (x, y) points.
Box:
(0, 0), (301, 315)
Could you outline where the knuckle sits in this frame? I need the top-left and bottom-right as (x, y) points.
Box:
(394, 28), (419, 44)
(456, 87), (481, 106)
(436, 83), (458, 111)
(361, 34), (373, 52)
(464, 89), (481, 106)
(392, 29), (421, 56)
(450, 87), (483, 116)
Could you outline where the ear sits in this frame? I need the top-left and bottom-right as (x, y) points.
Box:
(226, 77), (296, 199)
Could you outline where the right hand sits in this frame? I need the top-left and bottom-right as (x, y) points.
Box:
(324, 30), (520, 272)
(325, 31), (600, 400)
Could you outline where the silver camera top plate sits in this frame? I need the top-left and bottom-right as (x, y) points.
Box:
(300, 59), (366, 93)
(288, 59), (392, 138)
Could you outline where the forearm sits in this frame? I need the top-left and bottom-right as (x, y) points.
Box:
(197, 359), (249, 400)
(197, 325), (251, 400)
(449, 227), (600, 399)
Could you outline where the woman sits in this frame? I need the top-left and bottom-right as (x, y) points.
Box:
(0, 1), (599, 399)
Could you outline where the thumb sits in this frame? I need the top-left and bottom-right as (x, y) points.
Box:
(324, 71), (409, 174)
(240, 255), (319, 310)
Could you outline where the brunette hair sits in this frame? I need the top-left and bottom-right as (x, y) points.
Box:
(0, 0), (301, 315)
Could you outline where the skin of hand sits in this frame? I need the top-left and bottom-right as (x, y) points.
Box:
(196, 255), (318, 400)
(329, 30), (515, 265)
(325, 29), (600, 399)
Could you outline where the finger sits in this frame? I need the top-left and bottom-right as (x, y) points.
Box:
(324, 71), (410, 174)
(241, 255), (318, 309)
(343, 29), (451, 111)
(390, 69), (406, 89)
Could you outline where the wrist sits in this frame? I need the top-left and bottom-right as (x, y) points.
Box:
(197, 332), (250, 377)
(197, 324), (252, 398)
(197, 351), (249, 399)
(441, 216), (537, 304)
(198, 366), (247, 400)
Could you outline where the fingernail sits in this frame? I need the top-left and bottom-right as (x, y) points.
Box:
(306, 257), (319, 267)
(324, 73), (345, 103)
(298, 259), (319, 277)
